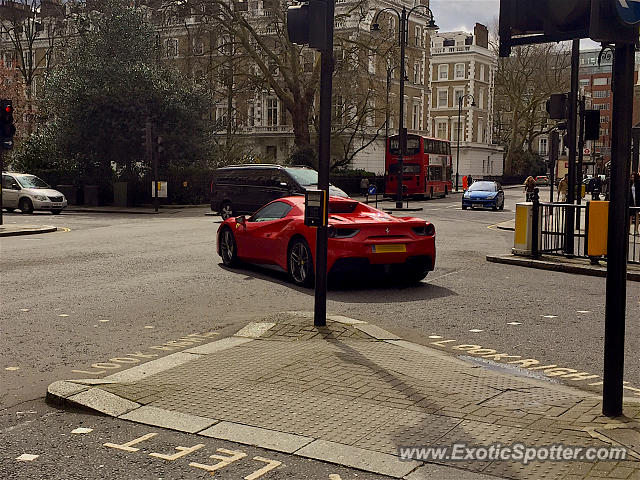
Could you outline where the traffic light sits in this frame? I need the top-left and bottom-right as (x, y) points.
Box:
(0, 99), (16, 150)
(546, 94), (568, 120)
(499, 0), (638, 57)
(584, 109), (600, 141)
(286, 0), (327, 51)
(156, 136), (164, 155)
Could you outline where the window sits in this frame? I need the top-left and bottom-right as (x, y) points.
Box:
(250, 201), (293, 222)
(193, 39), (204, 55)
(539, 138), (548, 156)
(412, 103), (420, 130)
(215, 106), (227, 126)
(479, 64), (485, 81)
(593, 77), (608, 86)
(165, 38), (179, 58)
(454, 88), (464, 106)
(579, 78), (590, 87)
(388, 17), (396, 35)
(414, 26), (422, 46)
(600, 115), (609, 123)
(477, 119), (484, 143)
(451, 120), (462, 142)
(594, 103), (609, 111)
(413, 62), (419, 84)
(478, 89), (484, 109)
(455, 63), (465, 79)
(437, 89), (448, 108)
(438, 64), (448, 80)
(22, 50), (34, 69)
(436, 120), (448, 139)
(266, 97), (278, 126)
(248, 105), (255, 127)
(593, 90), (610, 98)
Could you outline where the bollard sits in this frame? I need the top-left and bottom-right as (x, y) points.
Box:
(531, 188), (540, 259)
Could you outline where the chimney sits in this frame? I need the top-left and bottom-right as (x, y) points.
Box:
(474, 23), (489, 49)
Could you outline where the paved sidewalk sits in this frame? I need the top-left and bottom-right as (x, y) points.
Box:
(48, 312), (640, 479)
(0, 223), (57, 237)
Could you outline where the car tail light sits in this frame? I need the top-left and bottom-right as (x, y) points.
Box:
(412, 223), (435, 236)
(328, 226), (359, 238)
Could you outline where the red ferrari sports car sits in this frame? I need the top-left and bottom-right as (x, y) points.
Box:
(217, 196), (436, 287)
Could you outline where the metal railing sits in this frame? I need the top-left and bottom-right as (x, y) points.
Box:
(530, 196), (640, 265)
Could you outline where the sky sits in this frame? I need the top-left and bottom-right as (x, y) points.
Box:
(430, 0), (601, 50)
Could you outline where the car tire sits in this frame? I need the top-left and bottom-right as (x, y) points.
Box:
(219, 227), (238, 266)
(220, 201), (234, 220)
(288, 237), (314, 287)
(19, 198), (33, 214)
(51, 209), (63, 215)
(444, 187), (448, 197)
(5, 208), (14, 213)
(499, 198), (505, 210)
(462, 205), (467, 210)
(492, 203), (498, 211)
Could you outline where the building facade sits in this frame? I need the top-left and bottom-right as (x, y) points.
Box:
(428, 24), (503, 181)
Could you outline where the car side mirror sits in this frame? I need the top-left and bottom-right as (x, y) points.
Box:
(11, 183), (20, 190)
(236, 215), (246, 226)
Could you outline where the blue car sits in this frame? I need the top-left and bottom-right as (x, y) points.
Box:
(462, 181), (505, 210)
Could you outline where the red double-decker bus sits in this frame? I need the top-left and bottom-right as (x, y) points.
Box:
(385, 134), (453, 198)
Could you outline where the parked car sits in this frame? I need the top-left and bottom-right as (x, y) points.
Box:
(217, 196), (436, 286)
(210, 164), (349, 220)
(462, 181), (505, 211)
(535, 175), (550, 186)
(1, 172), (67, 214)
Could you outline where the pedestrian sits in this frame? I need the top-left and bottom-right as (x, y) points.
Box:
(629, 172), (640, 235)
(360, 177), (370, 198)
(591, 176), (602, 200)
(462, 175), (468, 190)
(467, 175), (473, 186)
(524, 176), (536, 201)
(557, 174), (568, 202)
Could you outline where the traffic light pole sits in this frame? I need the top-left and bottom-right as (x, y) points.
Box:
(576, 96), (585, 231)
(565, 39), (579, 256)
(603, 43), (634, 418)
(313, 0), (335, 328)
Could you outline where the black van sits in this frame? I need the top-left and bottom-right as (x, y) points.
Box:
(210, 164), (349, 219)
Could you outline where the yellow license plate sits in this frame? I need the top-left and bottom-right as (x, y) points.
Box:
(372, 244), (406, 253)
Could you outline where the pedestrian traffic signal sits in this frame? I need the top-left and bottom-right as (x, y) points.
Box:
(286, 0), (327, 51)
(499, 0), (638, 57)
(0, 99), (16, 150)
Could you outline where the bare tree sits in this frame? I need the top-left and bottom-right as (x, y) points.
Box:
(492, 37), (570, 174)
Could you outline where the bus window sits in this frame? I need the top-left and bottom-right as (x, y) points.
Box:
(389, 163), (421, 174)
(389, 135), (421, 155)
(429, 166), (443, 181)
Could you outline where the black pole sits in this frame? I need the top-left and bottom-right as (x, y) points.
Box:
(0, 147), (3, 226)
(565, 39), (579, 255)
(576, 96), (585, 230)
(396, 7), (406, 209)
(603, 43), (633, 418)
(632, 128), (640, 174)
(550, 131), (558, 203)
(313, 0), (335, 327)
(456, 96), (461, 191)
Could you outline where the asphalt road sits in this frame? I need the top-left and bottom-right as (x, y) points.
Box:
(1, 187), (639, 478)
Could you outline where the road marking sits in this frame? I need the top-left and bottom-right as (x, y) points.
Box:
(5, 367), (20, 371)
(190, 448), (247, 473)
(329, 476), (342, 480)
(541, 315), (557, 318)
(149, 443), (205, 461)
(245, 457), (282, 480)
(58, 227), (71, 232)
(19, 308), (29, 312)
(507, 322), (521, 325)
(469, 329), (483, 333)
(71, 427), (93, 434)
(58, 314), (69, 317)
(428, 334), (640, 396)
(16, 454), (39, 462)
(99, 319), (109, 323)
(104, 433), (158, 452)
(428, 335), (443, 339)
(144, 325), (155, 329)
(577, 310), (591, 314)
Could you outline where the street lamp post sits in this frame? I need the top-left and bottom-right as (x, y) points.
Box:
(372, 6), (438, 209)
(385, 64), (398, 143)
(456, 94), (475, 191)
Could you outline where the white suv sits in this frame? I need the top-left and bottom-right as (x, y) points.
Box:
(2, 172), (68, 214)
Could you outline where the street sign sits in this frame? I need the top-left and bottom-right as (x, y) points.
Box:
(368, 185), (377, 195)
(584, 148), (591, 155)
(616, 0), (640, 24)
(151, 181), (167, 198)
